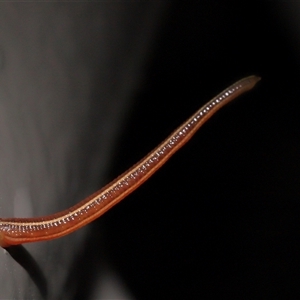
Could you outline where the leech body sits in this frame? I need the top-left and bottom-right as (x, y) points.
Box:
(0, 76), (260, 247)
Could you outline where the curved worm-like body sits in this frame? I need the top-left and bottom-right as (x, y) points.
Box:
(0, 76), (260, 247)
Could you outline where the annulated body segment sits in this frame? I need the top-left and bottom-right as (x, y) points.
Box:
(0, 76), (260, 247)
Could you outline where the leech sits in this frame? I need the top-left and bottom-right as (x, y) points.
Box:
(0, 76), (260, 247)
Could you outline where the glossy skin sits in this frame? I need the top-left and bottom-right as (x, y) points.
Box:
(0, 76), (260, 247)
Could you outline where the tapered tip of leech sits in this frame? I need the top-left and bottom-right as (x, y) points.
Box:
(253, 75), (261, 83)
(241, 75), (261, 91)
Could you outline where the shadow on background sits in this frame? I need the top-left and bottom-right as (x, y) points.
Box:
(6, 245), (48, 299)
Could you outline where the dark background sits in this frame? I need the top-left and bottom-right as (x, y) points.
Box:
(99, 2), (300, 299)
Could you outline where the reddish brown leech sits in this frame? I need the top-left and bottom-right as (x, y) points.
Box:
(0, 76), (260, 247)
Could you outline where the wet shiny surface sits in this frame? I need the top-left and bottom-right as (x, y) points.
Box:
(0, 76), (259, 247)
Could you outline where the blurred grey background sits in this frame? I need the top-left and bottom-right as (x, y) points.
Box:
(1, 2), (300, 299)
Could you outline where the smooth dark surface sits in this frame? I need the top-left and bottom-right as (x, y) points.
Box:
(1, 2), (300, 299)
(104, 2), (300, 299)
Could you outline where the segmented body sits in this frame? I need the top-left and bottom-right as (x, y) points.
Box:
(0, 76), (260, 247)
